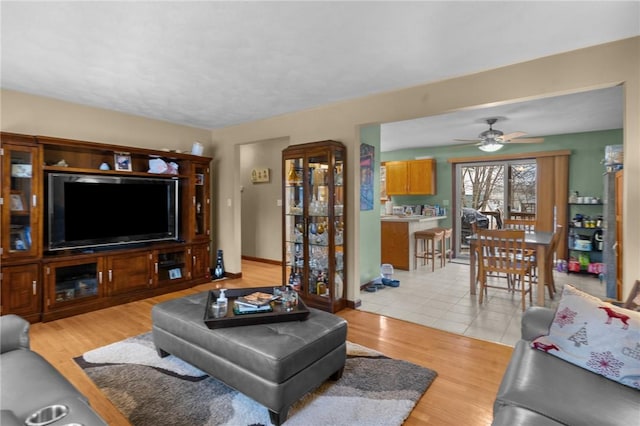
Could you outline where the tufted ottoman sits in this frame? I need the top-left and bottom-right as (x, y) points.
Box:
(151, 291), (347, 425)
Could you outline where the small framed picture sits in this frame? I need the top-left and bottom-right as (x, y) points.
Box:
(10, 191), (25, 212)
(195, 173), (204, 186)
(251, 167), (270, 183)
(10, 228), (27, 251)
(168, 268), (182, 280)
(114, 153), (132, 171)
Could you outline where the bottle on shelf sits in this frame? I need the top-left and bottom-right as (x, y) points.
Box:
(213, 249), (225, 280)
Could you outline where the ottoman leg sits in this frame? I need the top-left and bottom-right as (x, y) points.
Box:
(330, 366), (344, 381)
(156, 347), (170, 358)
(268, 407), (289, 426)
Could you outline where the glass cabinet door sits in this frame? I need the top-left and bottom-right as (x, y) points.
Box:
(307, 150), (333, 299)
(192, 162), (210, 240)
(282, 141), (346, 313)
(333, 149), (345, 302)
(2, 143), (40, 259)
(284, 156), (305, 291)
(44, 259), (103, 310)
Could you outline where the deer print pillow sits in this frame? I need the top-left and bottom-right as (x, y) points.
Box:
(532, 284), (640, 389)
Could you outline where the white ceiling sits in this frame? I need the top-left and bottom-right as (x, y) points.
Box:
(380, 86), (624, 151)
(1, 2), (638, 151)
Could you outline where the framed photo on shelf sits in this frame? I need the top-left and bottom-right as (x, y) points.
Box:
(195, 173), (204, 186)
(114, 153), (132, 171)
(169, 268), (182, 280)
(10, 228), (28, 251)
(10, 191), (25, 212)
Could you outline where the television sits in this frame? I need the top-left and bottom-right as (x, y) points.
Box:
(47, 173), (179, 251)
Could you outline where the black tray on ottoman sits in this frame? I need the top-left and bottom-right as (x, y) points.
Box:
(204, 286), (310, 329)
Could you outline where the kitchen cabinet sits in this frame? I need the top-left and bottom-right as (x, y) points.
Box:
(381, 215), (447, 270)
(282, 140), (346, 313)
(384, 159), (436, 195)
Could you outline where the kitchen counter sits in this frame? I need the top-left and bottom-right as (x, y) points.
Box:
(380, 215), (445, 223)
(381, 216), (448, 271)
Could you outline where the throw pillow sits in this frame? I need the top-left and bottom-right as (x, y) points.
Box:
(531, 284), (640, 390)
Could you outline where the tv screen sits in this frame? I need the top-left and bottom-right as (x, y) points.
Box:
(47, 173), (179, 251)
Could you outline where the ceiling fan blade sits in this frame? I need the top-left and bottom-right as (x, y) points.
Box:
(450, 141), (482, 149)
(454, 138), (481, 142)
(501, 131), (527, 141)
(506, 137), (544, 144)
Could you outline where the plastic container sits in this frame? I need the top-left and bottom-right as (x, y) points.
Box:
(216, 289), (228, 317)
(380, 264), (394, 279)
(604, 145), (623, 165)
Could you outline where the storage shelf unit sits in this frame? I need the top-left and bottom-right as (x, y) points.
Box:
(567, 202), (603, 275)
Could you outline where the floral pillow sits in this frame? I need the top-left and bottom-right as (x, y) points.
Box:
(531, 284), (640, 389)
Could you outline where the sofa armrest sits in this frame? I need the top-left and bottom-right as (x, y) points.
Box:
(0, 410), (22, 426)
(521, 307), (555, 341)
(0, 314), (30, 353)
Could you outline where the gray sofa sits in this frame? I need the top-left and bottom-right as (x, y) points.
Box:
(493, 307), (640, 425)
(0, 314), (107, 426)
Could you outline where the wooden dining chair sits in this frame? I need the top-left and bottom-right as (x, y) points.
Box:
(476, 229), (534, 311)
(503, 218), (536, 232)
(503, 219), (537, 273)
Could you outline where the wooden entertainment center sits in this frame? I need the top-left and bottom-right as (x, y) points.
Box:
(1, 132), (212, 322)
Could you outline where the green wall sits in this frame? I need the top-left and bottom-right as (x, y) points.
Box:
(357, 128), (622, 286)
(359, 124), (382, 284)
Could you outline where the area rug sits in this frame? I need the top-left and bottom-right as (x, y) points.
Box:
(74, 332), (437, 426)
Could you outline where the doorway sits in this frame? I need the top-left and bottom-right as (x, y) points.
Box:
(455, 159), (537, 257)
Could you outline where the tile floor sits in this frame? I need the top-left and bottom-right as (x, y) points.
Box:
(358, 259), (605, 346)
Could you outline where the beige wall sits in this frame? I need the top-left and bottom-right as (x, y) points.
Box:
(209, 37), (640, 303)
(239, 137), (289, 261)
(0, 89), (212, 154)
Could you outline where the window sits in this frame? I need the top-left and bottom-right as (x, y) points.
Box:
(456, 160), (536, 256)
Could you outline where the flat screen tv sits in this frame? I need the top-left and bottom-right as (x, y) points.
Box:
(47, 173), (179, 251)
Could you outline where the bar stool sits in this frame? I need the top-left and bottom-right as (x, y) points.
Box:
(435, 227), (453, 266)
(414, 228), (444, 271)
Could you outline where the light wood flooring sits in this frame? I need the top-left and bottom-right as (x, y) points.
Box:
(28, 260), (513, 425)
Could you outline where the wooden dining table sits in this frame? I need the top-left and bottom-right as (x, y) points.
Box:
(468, 230), (554, 307)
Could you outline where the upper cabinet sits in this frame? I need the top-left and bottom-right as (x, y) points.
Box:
(385, 159), (436, 195)
(1, 133), (41, 260)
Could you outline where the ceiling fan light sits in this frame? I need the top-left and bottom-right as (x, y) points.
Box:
(478, 140), (503, 152)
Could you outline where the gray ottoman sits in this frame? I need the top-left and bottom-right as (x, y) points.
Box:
(151, 291), (347, 425)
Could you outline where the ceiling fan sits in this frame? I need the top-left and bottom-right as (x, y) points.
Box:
(455, 118), (544, 152)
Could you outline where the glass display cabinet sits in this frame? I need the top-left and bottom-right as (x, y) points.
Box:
(282, 140), (346, 313)
(2, 138), (41, 260)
